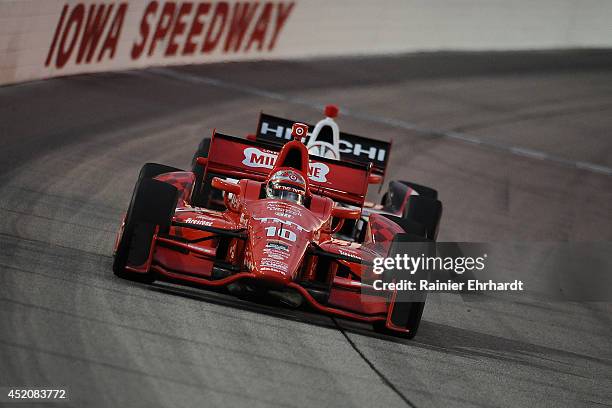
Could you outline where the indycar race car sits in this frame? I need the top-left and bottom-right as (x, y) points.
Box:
(113, 116), (442, 338)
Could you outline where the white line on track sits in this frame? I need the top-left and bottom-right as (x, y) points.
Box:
(148, 67), (612, 177)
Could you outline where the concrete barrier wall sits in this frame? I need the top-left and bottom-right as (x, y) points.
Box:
(2, 0), (612, 85)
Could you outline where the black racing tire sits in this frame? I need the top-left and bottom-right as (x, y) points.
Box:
(140, 162), (183, 179)
(191, 137), (211, 169)
(380, 192), (389, 206)
(373, 301), (425, 339)
(402, 195), (442, 240)
(373, 233), (430, 339)
(113, 165), (179, 283)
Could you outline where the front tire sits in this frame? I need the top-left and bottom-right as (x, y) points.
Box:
(373, 229), (431, 339)
(113, 164), (179, 283)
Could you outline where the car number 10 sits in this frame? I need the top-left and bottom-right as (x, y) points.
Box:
(265, 226), (297, 242)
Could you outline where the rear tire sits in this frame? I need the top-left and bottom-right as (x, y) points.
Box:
(113, 165), (179, 283)
(402, 195), (442, 240)
(191, 137), (211, 168)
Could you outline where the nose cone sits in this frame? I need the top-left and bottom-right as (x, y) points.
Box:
(249, 226), (308, 286)
(246, 200), (316, 286)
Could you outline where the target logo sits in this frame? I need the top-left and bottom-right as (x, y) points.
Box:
(291, 123), (308, 140)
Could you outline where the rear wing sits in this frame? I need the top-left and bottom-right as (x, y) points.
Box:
(255, 113), (391, 177)
(205, 132), (371, 206)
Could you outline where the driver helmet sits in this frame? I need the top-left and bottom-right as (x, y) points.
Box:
(266, 169), (306, 205)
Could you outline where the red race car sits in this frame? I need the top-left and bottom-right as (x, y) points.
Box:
(113, 120), (442, 338)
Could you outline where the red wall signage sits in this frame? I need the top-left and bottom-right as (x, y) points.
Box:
(45, 1), (295, 69)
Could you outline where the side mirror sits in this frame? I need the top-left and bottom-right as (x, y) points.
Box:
(331, 206), (360, 220)
(196, 157), (208, 166)
(368, 174), (383, 184)
(211, 177), (240, 195)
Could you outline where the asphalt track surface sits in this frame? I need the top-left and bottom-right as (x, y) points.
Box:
(1, 50), (612, 408)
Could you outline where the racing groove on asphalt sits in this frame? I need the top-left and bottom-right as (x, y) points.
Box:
(1, 51), (612, 407)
